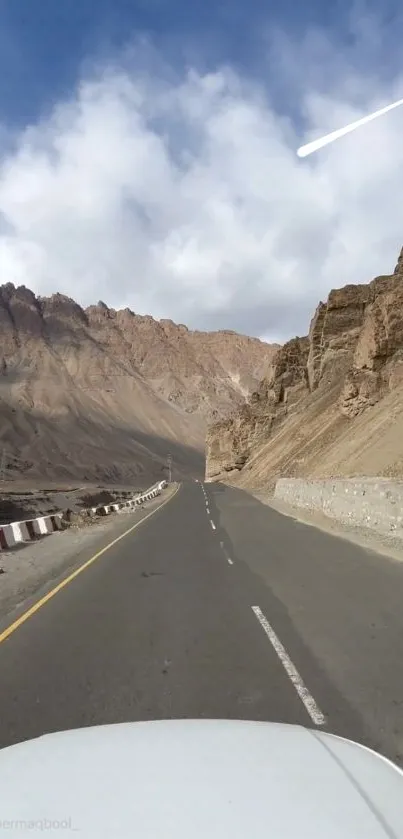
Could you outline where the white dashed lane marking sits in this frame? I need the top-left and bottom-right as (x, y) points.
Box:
(251, 606), (325, 726)
(219, 540), (234, 566)
(210, 520), (216, 531)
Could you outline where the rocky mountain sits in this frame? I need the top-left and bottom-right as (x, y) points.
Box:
(0, 284), (277, 484)
(206, 247), (403, 488)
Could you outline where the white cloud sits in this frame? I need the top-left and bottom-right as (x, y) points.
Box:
(1, 21), (403, 342)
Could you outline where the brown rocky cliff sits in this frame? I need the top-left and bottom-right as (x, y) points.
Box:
(84, 303), (279, 417)
(340, 269), (403, 417)
(206, 247), (403, 483)
(307, 284), (369, 391)
(206, 337), (309, 481)
(0, 285), (277, 412)
(0, 284), (45, 357)
(0, 284), (277, 482)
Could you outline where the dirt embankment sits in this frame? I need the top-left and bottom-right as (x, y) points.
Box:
(0, 483), (144, 525)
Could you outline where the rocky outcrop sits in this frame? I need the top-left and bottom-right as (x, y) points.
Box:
(307, 284), (369, 391)
(340, 270), (403, 417)
(206, 337), (309, 481)
(206, 247), (403, 483)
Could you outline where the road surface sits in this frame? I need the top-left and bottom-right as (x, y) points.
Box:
(0, 481), (403, 765)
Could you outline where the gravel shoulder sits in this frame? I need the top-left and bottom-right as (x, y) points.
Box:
(252, 491), (403, 562)
(0, 484), (178, 623)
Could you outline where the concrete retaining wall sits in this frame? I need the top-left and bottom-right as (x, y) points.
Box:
(274, 477), (403, 537)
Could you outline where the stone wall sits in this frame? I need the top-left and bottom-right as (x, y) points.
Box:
(274, 477), (403, 538)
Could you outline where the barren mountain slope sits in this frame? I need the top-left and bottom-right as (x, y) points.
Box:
(0, 284), (277, 483)
(85, 305), (278, 419)
(206, 247), (403, 489)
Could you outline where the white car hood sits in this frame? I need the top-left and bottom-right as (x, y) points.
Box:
(0, 719), (402, 838)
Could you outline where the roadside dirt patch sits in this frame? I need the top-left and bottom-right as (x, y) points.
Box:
(0, 484), (141, 525)
(76, 489), (133, 508)
(62, 511), (106, 529)
(0, 498), (37, 525)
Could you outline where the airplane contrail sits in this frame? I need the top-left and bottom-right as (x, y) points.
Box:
(297, 96), (403, 157)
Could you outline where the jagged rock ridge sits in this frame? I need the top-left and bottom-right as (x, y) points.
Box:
(206, 247), (403, 486)
(0, 285), (277, 483)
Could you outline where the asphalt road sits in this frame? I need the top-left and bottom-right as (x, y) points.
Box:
(1, 480), (403, 766)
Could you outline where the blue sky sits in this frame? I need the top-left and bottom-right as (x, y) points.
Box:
(1, 0), (400, 127)
(1, 0), (403, 340)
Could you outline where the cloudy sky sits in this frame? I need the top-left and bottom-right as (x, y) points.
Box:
(0, 0), (403, 342)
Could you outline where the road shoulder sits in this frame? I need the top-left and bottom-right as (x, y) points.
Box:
(0, 484), (179, 623)
(251, 491), (403, 563)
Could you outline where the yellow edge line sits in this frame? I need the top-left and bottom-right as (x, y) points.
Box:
(0, 484), (180, 645)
